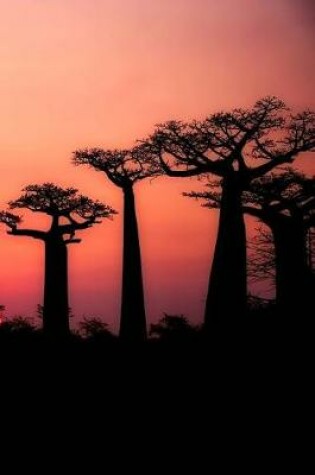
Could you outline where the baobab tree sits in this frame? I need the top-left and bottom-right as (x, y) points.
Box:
(242, 170), (315, 315)
(143, 97), (315, 327)
(248, 226), (315, 301)
(186, 184), (277, 291)
(0, 183), (116, 338)
(187, 169), (315, 317)
(73, 148), (158, 342)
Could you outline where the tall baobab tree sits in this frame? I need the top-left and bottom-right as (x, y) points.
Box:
(143, 97), (315, 327)
(187, 169), (315, 316)
(73, 148), (158, 342)
(0, 183), (116, 338)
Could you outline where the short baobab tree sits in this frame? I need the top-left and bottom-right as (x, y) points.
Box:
(73, 148), (158, 343)
(242, 169), (315, 314)
(0, 183), (116, 338)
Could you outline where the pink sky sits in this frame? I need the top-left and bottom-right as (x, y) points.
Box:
(0, 0), (314, 330)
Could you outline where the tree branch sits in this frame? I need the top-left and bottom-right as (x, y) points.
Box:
(8, 228), (47, 240)
(250, 155), (294, 179)
(64, 238), (82, 245)
(242, 206), (264, 219)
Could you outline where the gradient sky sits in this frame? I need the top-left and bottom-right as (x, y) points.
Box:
(0, 0), (314, 330)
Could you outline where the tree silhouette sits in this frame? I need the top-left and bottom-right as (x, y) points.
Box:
(0, 183), (116, 338)
(73, 148), (158, 342)
(144, 97), (315, 327)
(150, 314), (199, 342)
(187, 169), (315, 316)
(248, 226), (315, 297)
(242, 169), (315, 315)
(79, 317), (115, 342)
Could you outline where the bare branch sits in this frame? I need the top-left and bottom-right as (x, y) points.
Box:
(8, 228), (47, 240)
(63, 238), (82, 245)
(251, 110), (315, 177)
(183, 180), (222, 209)
(248, 227), (276, 285)
(61, 197), (117, 235)
(0, 210), (46, 240)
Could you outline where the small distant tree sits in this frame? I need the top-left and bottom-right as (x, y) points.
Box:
(73, 148), (159, 343)
(0, 183), (116, 338)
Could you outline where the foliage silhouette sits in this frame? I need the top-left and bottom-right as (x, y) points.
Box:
(0, 305), (5, 325)
(79, 317), (115, 342)
(0, 316), (40, 352)
(0, 316), (36, 334)
(143, 97), (315, 327)
(0, 183), (116, 338)
(73, 147), (159, 343)
(150, 314), (200, 342)
(247, 295), (275, 311)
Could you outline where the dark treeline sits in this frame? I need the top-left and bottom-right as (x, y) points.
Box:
(0, 97), (314, 351)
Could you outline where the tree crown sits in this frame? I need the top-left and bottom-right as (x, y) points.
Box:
(73, 146), (160, 188)
(0, 183), (117, 242)
(185, 168), (315, 226)
(143, 97), (315, 180)
(242, 169), (315, 213)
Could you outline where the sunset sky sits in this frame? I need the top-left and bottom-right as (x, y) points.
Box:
(0, 0), (314, 330)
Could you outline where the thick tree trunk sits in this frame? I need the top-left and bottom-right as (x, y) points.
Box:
(204, 175), (247, 329)
(43, 236), (70, 338)
(119, 185), (147, 342)
(273, 221), (313, 315)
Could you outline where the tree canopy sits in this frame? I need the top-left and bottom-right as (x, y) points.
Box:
(73, 147), (160, 187)
(0, 183), (116, 243)
(142, 97), (315, 181)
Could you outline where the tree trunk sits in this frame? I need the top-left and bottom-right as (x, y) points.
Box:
(205, 175), (247, 329)
(273, 221), (313, 315)
(119, 185), (147, 342)
(43, 236), (70, 338)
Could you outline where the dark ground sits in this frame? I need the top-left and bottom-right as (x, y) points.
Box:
(0, 310), (311, 468)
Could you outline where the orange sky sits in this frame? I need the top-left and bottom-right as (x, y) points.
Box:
(0, 0), (314, 330)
